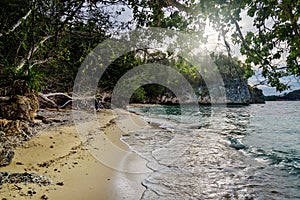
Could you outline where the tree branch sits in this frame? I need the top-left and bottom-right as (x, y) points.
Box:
(42, 93), (72, 99)
(30, 57), (54, 69)
(164, 0), (189, 12)
(16, 35), (54, 71)
(282, 3), (300, 39)
(0, 9), (32, 38)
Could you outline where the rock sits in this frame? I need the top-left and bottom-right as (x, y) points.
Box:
(228, 137), (247, 150)
(249, 86), (265, 103)
(0, 172), (51, 186)
(41, 194), (48, 200)
(197, 78), (251, 105)
(224, 78), (251, 105)
(0, 146), (14, 167)
(198, 95), (211, 105)
(0, 119), (36, 138)
(0, 119), (36, 166)
(0, 119), (9, 129)
(56, 181), (64, 186)
(152, 78), (252, 105)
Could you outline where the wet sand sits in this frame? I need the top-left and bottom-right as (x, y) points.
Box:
(0, 109), (151, 199)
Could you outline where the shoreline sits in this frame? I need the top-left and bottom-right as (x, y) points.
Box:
(0, 109), (151, 199)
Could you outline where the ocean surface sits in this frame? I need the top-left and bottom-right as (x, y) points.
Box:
(124, 101), (300, 200)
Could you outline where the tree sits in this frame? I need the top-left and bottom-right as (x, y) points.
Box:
(0, 0), (129, 93)
(242, 0), (300, 91)
(0, 0), (298, 94)
(127, 0), (299, 91)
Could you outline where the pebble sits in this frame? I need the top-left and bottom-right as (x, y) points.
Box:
(41, 194), (48, 199)
(56, 182), (64, 186)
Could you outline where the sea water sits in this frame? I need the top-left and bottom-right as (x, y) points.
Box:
(124, 101), (300, 199)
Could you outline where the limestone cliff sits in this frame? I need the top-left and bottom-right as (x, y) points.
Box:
(142, 78), (264, 105)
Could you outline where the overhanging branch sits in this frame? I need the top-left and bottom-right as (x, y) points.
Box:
(0, 9), (32, 38)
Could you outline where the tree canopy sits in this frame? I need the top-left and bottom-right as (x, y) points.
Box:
(0, 0), (299, 93)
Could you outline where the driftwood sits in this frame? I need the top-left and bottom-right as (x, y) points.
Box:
(35, 115), (63, 124)
(38, 93), (73, 109)
(37, 93), (100, 110)
(95, 92), (111, 103)
(21, 90), (111, 112)
(0, 92), (111, 111)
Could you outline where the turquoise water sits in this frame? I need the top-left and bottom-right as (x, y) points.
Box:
(244, 102), (300, 175)
(125, 101), (300, 199)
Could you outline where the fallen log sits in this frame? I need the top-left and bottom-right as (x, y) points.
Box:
(37, 92), (111, 110)
(38, 93), (73, 109)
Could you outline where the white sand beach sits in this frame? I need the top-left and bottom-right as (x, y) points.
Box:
(0, 109), (151, 200)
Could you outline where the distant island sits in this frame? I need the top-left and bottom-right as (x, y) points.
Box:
(265, 89), (300, 101)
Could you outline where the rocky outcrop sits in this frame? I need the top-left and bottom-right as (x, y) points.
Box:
(197, 80), (265, 105)
(249, 86), (265, 103)
(131, 78), (252, 105)
(197, 78), (251, 105)
(0, 93), (39, 166)
(0, 94), (39, 122)
(224, 78), (251, 104)
(98, 78), (264, 105)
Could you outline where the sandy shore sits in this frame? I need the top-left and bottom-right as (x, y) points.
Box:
(0, 109), (151, 199)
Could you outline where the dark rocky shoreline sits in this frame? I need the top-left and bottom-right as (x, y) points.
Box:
(0, 171), (51, 186)
(0, 108), (73, 187)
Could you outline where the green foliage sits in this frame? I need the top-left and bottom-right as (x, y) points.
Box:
(0, 63), (44, 94)
(131, 87), (146, 102)
(0, 0), (298, 94)
(242, 0), (300, 91)
(0, 0), (112, 93)
(211, 53), (255, 80)
(128, 0), (299, 91)
(100, 51), (144, 90)
(143, 84), (165, 98)
(24, 68), (45, 92)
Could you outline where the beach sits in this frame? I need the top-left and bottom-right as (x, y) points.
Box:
(0, 109), (151, 200)
(1, 103), (300, 199)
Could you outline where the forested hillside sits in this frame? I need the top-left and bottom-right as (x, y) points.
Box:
(265, 89), (300, 101)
